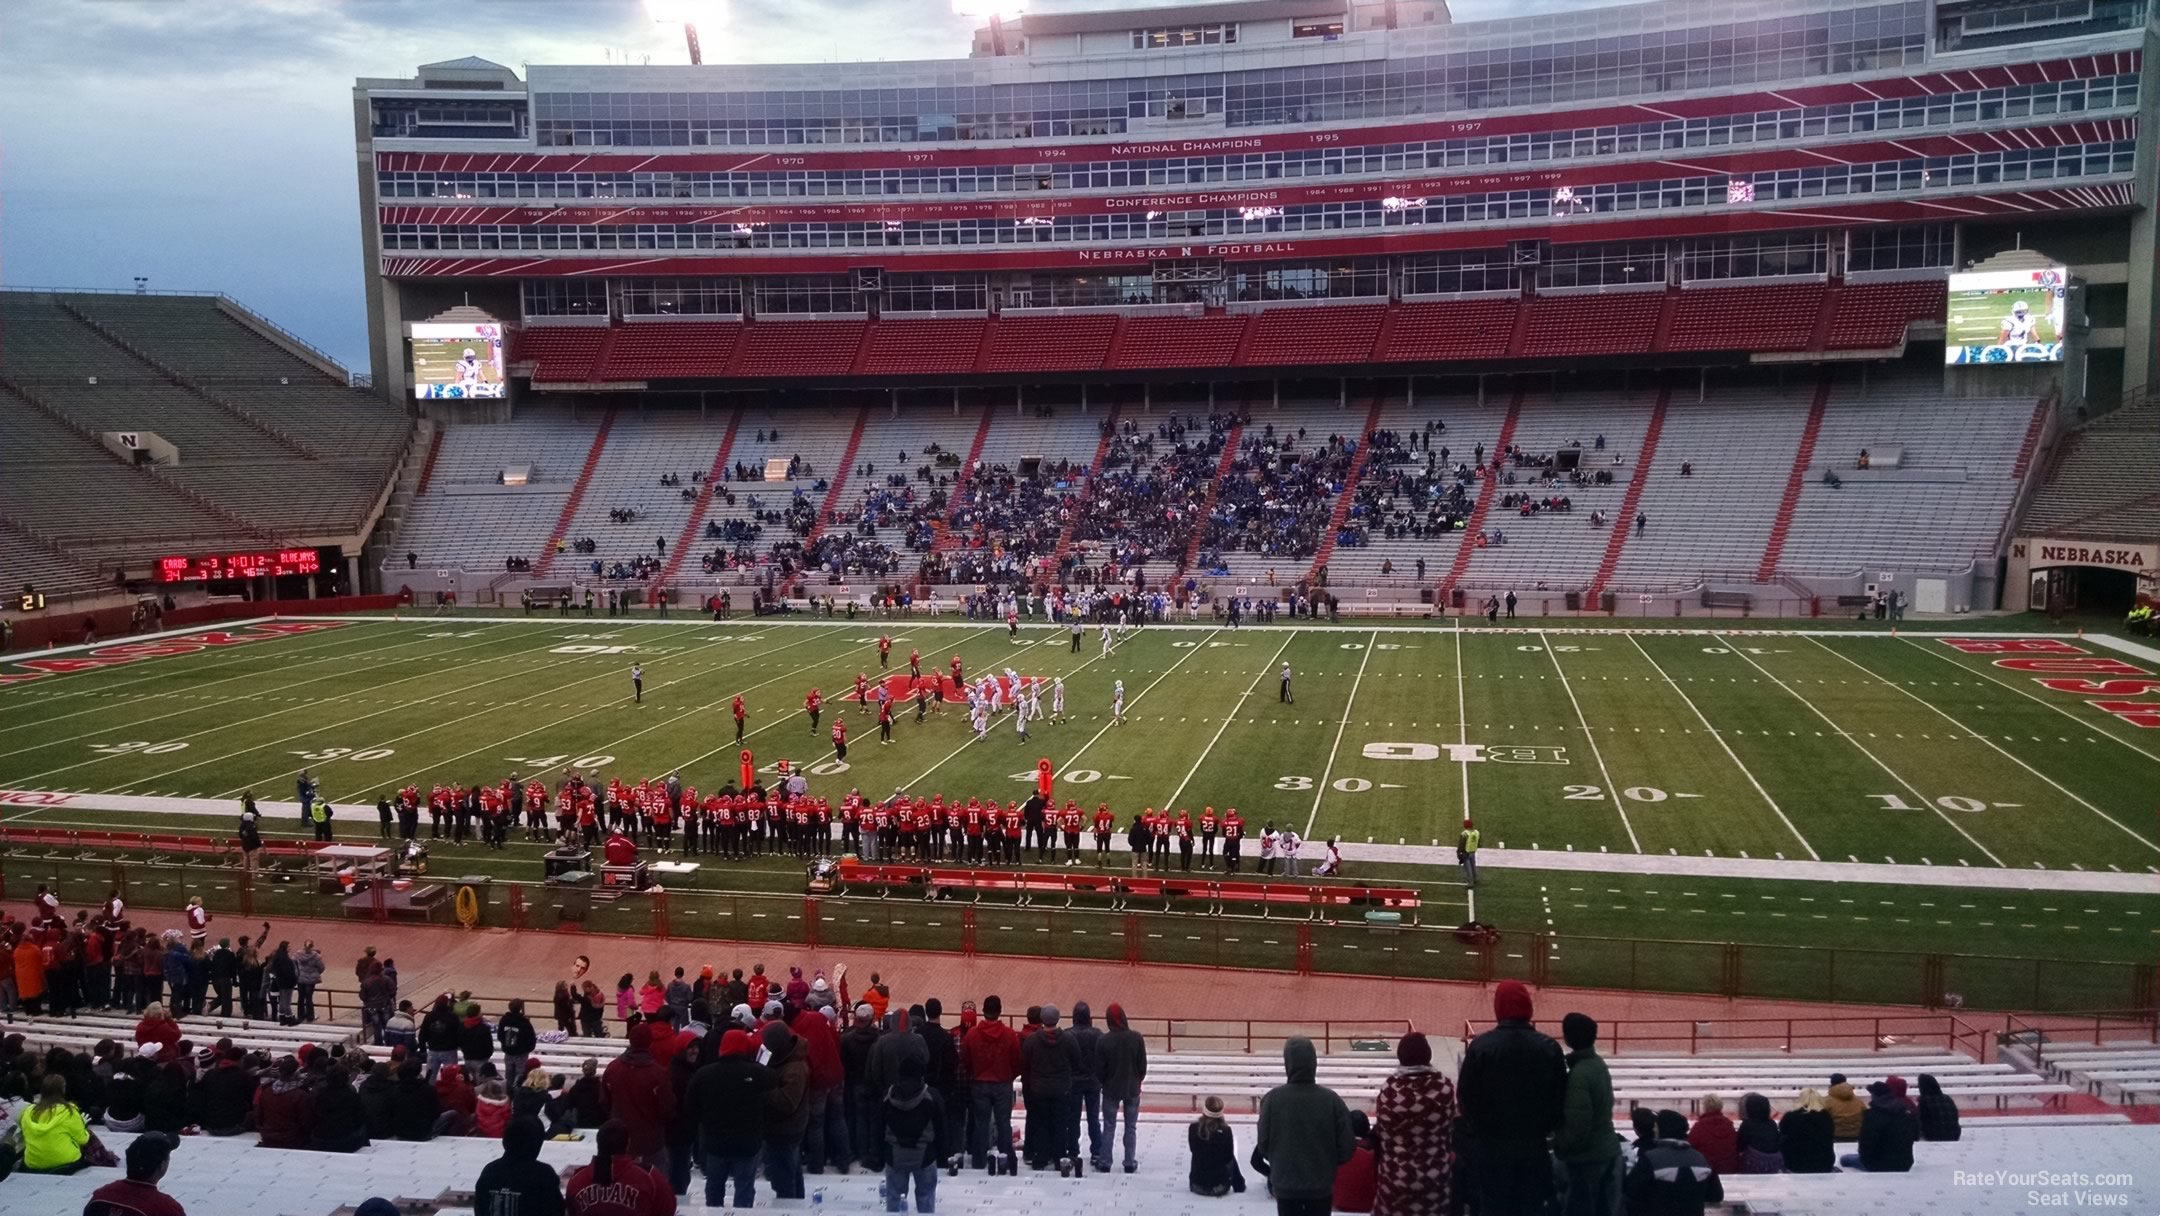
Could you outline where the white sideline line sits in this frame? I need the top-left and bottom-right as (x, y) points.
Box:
(1166, 631), (1297, 812)
(1542, 630), (1643, 854)
(1454, 625), (1475, 923)
(1714, 633), (2006, 867)
(1903, 637), (2160, 767)
(1811, 636), (2160, 857)
(1305, 630), (1376, 840)
(1627, 634), (1818, 860)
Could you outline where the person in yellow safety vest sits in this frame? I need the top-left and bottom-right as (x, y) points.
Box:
(310, 799), (334, 843)
(1456, 818), (1480, 889)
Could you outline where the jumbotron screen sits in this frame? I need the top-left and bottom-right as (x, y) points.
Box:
(411, 321), (506, 399)
(1944, 267), (2066, 365)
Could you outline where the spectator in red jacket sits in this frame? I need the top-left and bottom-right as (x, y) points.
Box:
(1333, 1110), (1378, 1213)
(566, 1119), (678, 1216)
(133, 1004), (182, 1063)
(791, 1004), (846, 1174)
(602, 1021), (677, 1170)
(962, 994), (1023, 1167)
(1687, 1094), (1741, 1177)
(254, 1057), (316, 1150)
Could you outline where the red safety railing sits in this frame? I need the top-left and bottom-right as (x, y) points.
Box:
(1461, 1013), (1994, 1061)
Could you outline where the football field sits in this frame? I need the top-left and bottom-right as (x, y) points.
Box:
(1, 612), (2156, 1008)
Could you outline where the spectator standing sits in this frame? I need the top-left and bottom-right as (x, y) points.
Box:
(475, 1116), (565, 1216)
(1371, 1031), (1454, 1216)
(688, 1028), (774, 1209)
(881, 1055), (949, 1212)
(1068, 1001), (1106, 1171)
(1778, 1088), (1835, 1173)
(1840, 1081), (1917, 1173)
(1623, 1110), (1722, 1215)
(962, 994), (1023, 1169)
(1554, 1013), (1620, 1216)
(1735, 1093), (1784, 1173)
(1455, 819), (1479, 888)
(1096, 1001), (1147, 1174)
(763, 1020), (814, 1199)
(500, 999), (538, 1083)
(1250, 1036), (1356, 1216)
(1686, 1095), (1740, 1177)
(1456, 981), (1566, 1215)
(1187, 1096), (1247, 1197)
(564, 1120), (677, 1216)
(917, 998), (962, 1170)
(294, 941), (325, 1022)
(1020, 1003), (1081, 1170)
(602, 1022), (677, 1171)
(793, 1000), (847, 1175)
(1916, 1074), (1961, 1141)
(842, 1003), (885, 1170)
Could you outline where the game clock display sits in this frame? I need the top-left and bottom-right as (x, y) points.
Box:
(155, 549), (322, 582)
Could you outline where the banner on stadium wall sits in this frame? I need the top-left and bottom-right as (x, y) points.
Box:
(2013, 537), (2156, 575)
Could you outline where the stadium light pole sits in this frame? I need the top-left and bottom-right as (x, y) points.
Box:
(646, 0), (718, 64)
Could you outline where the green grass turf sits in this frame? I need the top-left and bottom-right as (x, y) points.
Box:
(2, 613), (2156, 1009)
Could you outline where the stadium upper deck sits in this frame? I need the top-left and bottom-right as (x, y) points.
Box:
(354, 0), (2159, 400)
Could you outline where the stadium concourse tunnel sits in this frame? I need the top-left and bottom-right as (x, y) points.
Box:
(1, 841), (2151, 1016)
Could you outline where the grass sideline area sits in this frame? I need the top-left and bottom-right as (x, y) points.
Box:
(1, 611), (2156, 1010)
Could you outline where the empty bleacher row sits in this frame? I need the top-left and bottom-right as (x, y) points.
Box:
(511, 279), (1947, 384)
(2017, 400), (2160, 542)
(0, 290), (411, 569)
(394, 372), (2039, 598)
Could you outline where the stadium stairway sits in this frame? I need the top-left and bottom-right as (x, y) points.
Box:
(1052, 400), (1124, 569)
(651, 407), (746, 588)
(1756, 376), (1832, 581)
(414, 426), (445, 496)
(1304, 393), (1389, 584)
(782, 403), (872, 591)
(1179, 414), (1248, 579)
(1585, 386), (1671, 602)
(933, 404), (999, 552)
(1437, 381), (1525, 602)
(531, 404), (617, 577)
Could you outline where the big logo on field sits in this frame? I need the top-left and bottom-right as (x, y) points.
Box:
(1938, 637), (2160, 728)
(0, 621), (347, 689)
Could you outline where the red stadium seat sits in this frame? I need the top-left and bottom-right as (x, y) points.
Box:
(1238, 303), (1386, 366)
(1826, 279), (1947, 350)
(1665, 282), (1825, 353)
(855, 316), (987, 376)
(1108, 315), (1249, 370)
(1378, 298), (1518, 362)
(728, 318), (868, 377)
(596, 321), (742, 380)
(981, 314), (1116, 373)
(512, 326), (606, 382)
(1519, 291), (1661, 357)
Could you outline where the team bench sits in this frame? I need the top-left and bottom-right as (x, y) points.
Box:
(0, 826), (322, 865)
(829, 861), (1420, 922)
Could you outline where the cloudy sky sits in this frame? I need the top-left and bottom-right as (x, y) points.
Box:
(0, 0), (1596, 372)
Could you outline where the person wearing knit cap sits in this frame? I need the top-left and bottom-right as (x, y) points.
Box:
(1555, 1013), (1621, 1216)
(1068, 1002), (1106, 1173)
(1457, 981), (1567, 1215)
(599, 1020), (676, 1172)
(841, 1001), (885, 1172)
(1372, 1031), (1455, 1216)
(688, 1027), (777, 1208)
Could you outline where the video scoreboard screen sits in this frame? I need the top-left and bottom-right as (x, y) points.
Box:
(155, 549), (322, 583)
(1944, 267), (2066, 365)
(411, 321), (507, 400)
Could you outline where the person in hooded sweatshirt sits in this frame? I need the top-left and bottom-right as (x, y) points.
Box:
(792, 1000), (847, 1175)
(763, 1019), (814, 1198)
(1096, 1001), (1147, 1173)
(254, 1056), (316, 1150)
(665, 1038), (705, 1194)
(1250, 1036), (1355, 1216)
(192, 1046), (256, 1136)
(1553, 1014), (1617, 1216)
(1823, 1073), (1865, 1141)
(1456, 980), (1566, 1216)
(868, 1005), (930, 1167)
(962, 994), (1023, 1169)
(393, 1059), (446, 1141)
(841, 1002), (886, 1170)
(688, 1028), (775, 1209)
(1067, 1001), (1106, 1172)
(476, 1115), (565, 1216)
(311, 1055), (372, 1153)
(358, 1060), (400, 1141)
(604, 1022), (677, 1170)
(1840, 1081), (1916, 1173)
(565, 1118), (677, 1216)
(1735, 1093), (1783, 1174)
(882, 1054), (950, 1212)
(1779, 1088), (1835, 1173)
(916, 998), (963, 1168)
(1916, 1073), (1961, 1142)
(1623, 1110), (1721, 1216)
(1020, 1003), (1082, 1170)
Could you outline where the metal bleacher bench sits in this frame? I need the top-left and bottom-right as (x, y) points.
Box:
(830, 860), (1420, 921)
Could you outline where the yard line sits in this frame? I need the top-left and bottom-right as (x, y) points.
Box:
(1626, 635), (1817, 860)
(1713, 633), (2005, 867)
(1541, 631), (1642, 853)
(902, 628), (1224, 793)
(0, 621), (427, 731)
(6, 625), (631, 785)
(1162, 630), (1297, 811)
(0, 625), (531, 759)
(1453, 626), (1475, 922)
(1810, 636), (2160, 857)
(1305, 629), (1376, 839)
(1901, 636), (2160, 767)
(352, 625), (866, 794)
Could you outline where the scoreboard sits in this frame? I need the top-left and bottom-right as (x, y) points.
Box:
(155, 549), (322, 583)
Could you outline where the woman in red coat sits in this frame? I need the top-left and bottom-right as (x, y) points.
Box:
(1688, 1094), (1742, 1177)
(1371, 1031), (1455, 1216)
(133, 1004), (182, 1062)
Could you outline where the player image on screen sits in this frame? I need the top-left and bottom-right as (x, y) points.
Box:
(411, 322), (506, 399)
(1943, 267), (2065, 365)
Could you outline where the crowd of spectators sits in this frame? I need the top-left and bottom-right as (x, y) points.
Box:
(1192, 423), (1358, 572)
(1336, 427), (1476, 548)
(1069, 412), (1241, 573)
